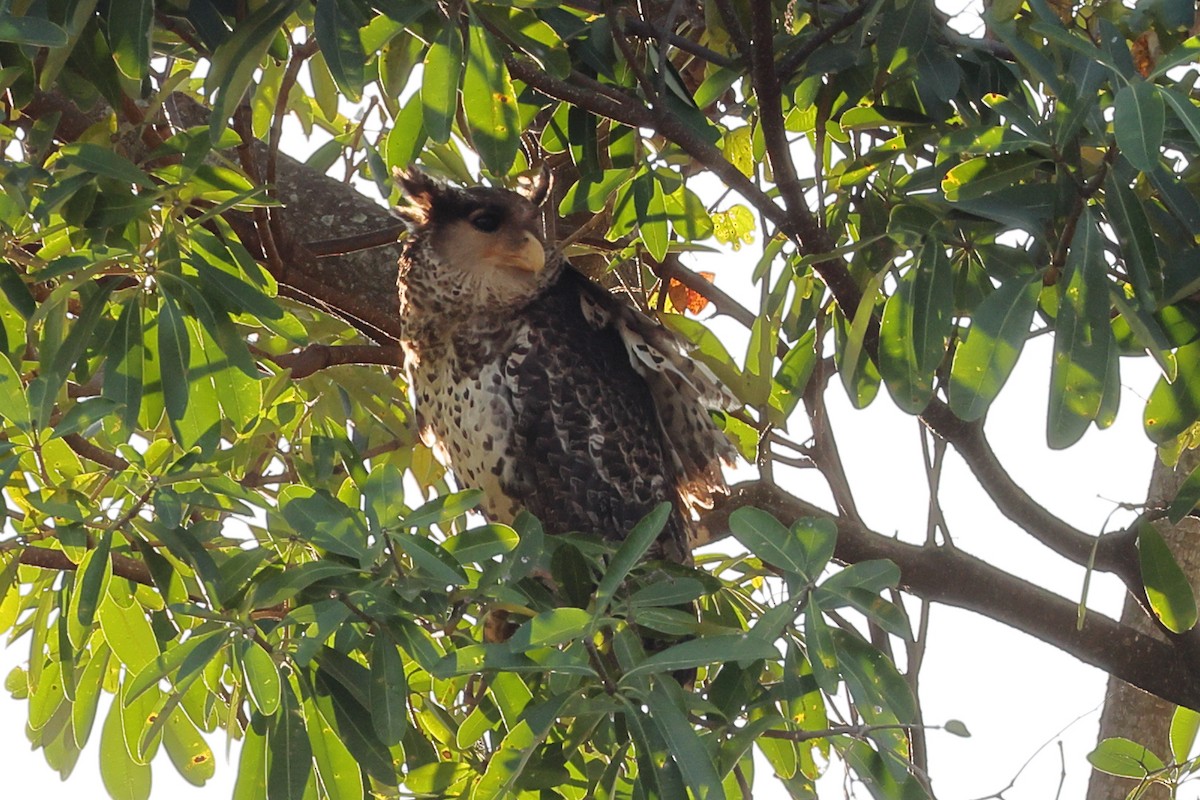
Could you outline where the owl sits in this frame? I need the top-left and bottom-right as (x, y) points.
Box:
(393, 167), (735, 562)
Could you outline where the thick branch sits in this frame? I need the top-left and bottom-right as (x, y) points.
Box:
(16, 546), (154, 588)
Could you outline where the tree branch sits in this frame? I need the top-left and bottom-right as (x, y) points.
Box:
(265, 344), (402, 379)
(15, 545), (154, 589)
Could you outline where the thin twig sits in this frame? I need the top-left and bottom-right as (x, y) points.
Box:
(777, 0), (874, 78)
(265, 343), (403, 379)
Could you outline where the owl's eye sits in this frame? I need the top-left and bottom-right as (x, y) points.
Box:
(469, 210), (502, 233)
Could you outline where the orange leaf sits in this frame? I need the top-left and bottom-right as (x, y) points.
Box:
(667, 272), (715, 315)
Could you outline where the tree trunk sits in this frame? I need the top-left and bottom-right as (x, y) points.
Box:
(1086, 449), (1200, 799)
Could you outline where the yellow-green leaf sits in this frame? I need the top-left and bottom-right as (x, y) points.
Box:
(1137, 523), (1198, 634)
(462, 22), (520, 174)
(422, 25), (463, 144)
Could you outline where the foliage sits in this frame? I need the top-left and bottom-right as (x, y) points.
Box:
(1088, 705), (1200, 798)
(1, 0), (1200, 798)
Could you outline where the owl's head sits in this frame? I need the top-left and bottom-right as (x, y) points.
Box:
(394, 168), (554, 314)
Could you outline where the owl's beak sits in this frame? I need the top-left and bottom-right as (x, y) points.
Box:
(508, 231), (546, 274)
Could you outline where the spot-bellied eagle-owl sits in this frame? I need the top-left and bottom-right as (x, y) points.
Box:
(393, 168), (735, 563)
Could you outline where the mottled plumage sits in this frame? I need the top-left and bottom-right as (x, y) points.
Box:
(393, 168), (735, 562)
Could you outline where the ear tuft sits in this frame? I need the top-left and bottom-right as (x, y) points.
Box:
(520, 166), (552, 207)
(392, 166), (440, 229)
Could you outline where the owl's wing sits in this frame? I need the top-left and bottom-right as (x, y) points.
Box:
(571, 270), (738, 513)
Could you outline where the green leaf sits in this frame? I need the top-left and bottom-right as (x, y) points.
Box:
(108, 0), (152, 80)
(434, 643), (594, 678)
(314, 660), (398, 783)
(941, 153), (1044, 202)
(804, 596), (839, 695)
(59, 143), (156, 188)
(944, 719), (971, 737)
(836, 271), (886, 409)
(462, 22), (521, 174)
(443, 524), (519, 565)
(1161, 87), (1200, 152)
(99, 694), (151, 800)
(622, 634), (779, 680)
(405, 763), (472, 795)
(628, 577), (707, 608)
(1145, 339), (1200, 443)
(593, 503), (671, 613)
(822, 586), (911, 639)
(73, 531), (112, 636)
(304, 694), (364, 800)
(510, 608), (593, 649)
(833, 630), (918, 723)
(0, 352), (30, 430)
(559, 168), (633, 214)
(1048, 211), (1114, 449)
(819, 560), (901, 595)
(728, 508), (835, 581)
(475, 7), (570, 79)
(280, 488), (370, 561)
(879, 269), (931, 413)
(1167, 460), (1200, 523)
(0, 11), (68, 46)
(1137, 522), (1198, 634)
(240, 640), (282, 716)
(391, 532), (469, 585)
(156, 289), (190, 423)
(28, 280), (115, 428)
(28, 659), (64, 731)
(204, 1), (301, 137)
(188, 255), (283, 325)
(268, 682), (312, 800)
(1170, 705), (1200, 764)
(233, 718), (268, 800)
(314, 0), (365, 102)
(251, 561), (360, 608)
(72, 645), (108, 748)
(162, 706), (215, 786)
(646, 681), (727, 800)
(634, 173), (670, 262)
(98, 593), (160, 673)
(369, 636), (408, 745)
(911, 243), (953, 369)
(949, 274), (1040, 421)
(306, 49), (340, 122)
(0, 259), (36, 319)
(384, 95), (427, 169)
(1105, 174), (1160, 308)
(473, 693), (571, 800)
(49, 396), (120, 440)
(1087, 737), (1166, 778)
(126, 629), (227, 702)
(399, 489), (483, 529)
(422, 25), (463, 144)
(1113, 80), (1165, 174)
